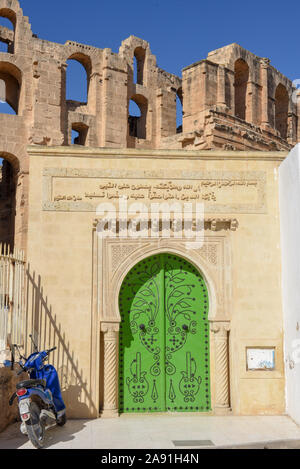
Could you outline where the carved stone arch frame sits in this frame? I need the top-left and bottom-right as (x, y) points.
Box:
(92, 233), (232, 418)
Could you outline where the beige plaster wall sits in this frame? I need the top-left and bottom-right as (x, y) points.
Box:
(26, 146), (287, 418)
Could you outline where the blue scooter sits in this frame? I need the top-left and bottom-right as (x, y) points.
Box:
(8, 335), (66, 449)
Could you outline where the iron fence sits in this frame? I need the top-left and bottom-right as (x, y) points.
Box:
(0, 244), (25, 350)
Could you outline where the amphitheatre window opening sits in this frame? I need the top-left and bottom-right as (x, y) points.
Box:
(71, 123), (88, 145)
(0, 157), (16, 248)
(176, 88), (183, 134)
(234, 59), (249, 121)
(66, 57), (90, 104)
(0, 72), (20, 115)
(275, 84), (289, 139)
(0, 16), (14, 29)
(133, 47), (146, 85)
(128, 96), (147, 139)
(0, 13), (15, 54)
(0, 39), (8, 53)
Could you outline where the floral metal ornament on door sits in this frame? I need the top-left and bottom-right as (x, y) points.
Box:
(119, 254), (211, 413)
(119, 255), (165, 413)
(164, 255), (210, 411)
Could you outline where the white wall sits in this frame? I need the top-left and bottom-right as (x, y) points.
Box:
(279, 144), (300, 424)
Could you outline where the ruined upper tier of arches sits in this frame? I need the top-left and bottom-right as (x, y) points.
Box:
(175, 44), (299, 151)
(0, 0), (299, 250)
(0, 0), (297, 162)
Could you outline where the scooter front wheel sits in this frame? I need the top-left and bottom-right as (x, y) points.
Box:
(26, 402), (46, 449)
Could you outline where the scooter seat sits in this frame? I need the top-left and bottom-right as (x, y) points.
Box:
(16, 379), (46, 390)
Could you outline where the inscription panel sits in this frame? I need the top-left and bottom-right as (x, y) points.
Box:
(42, 168), (266, 214)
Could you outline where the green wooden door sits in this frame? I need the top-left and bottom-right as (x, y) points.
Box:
(119, 253), (211, 413)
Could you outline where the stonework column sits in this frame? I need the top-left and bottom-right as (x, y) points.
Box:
(211, 321), (231, 414)
(15, 171), (29, 253)
(288, 88), (300, 145)
(101, 322), (120, 418)
(217, 65), (226, 109)
(246, 80), (256, 124)
(260, 58), (270, 128)
(201, 61), (209, 110)
(287, 110), (294, 144)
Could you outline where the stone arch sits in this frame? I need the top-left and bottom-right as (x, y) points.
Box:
(120, 36), (155, 89)
(66, 52), (92, 105)
(234, 58), (249, 120)
(71, 121), (89, 145)
(0, 8), (16, 53)
(68, 52), (92, 77)
(0, 0), (22, 20)
(0, 0), (33, 54)
(0, 7), (17, 28)
(0, 150), (19, 171)
(275, 83), (289, 139)
(128, 94), (148, 140)
(0, 61), (22, 114)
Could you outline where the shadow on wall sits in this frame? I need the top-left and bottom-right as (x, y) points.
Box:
(24, 266), (98, 419)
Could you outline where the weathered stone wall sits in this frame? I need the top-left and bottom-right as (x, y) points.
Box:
(0, 0), (183, 250)
(0, 367), (20, 433)
(175, 44), (298, 151)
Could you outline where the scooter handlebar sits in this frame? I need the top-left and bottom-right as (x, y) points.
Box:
(14, 348), (57, 373)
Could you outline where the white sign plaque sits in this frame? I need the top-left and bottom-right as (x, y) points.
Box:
(246, 348), (275, 371)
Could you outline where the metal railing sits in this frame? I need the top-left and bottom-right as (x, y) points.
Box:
(0, 244), (25, 350)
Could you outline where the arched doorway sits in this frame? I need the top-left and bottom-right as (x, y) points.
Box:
(275, 84), (289, 140)
(66, 53), (91, 104)
(128, 95), (148, 140)
(0, 154), (18, 249)
(118, 253), (211, 413)
(234, 58), (249, 121)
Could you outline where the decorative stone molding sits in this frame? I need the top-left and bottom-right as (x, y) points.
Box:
(111, 244), (138, 272)
(93, 217), (239, 236)
(198, 243), (218, 266)
(100, 322), (120, 418)
(206, 218), (238, 231)
(211, 321), (231, 414)
(96, 232), (232, 417)
(108, 239), (221, 273)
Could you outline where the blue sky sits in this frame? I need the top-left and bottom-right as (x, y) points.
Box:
(20, 0), (299, 80)
(0, 0), (300, 135)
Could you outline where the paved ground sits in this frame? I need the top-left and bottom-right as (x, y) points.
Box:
(1, 415), (300, 449)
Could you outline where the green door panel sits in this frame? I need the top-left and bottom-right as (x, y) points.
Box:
(164, 254), (210, 412)
(119, 253), (211, 413)
(119, 255), (166, 413)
